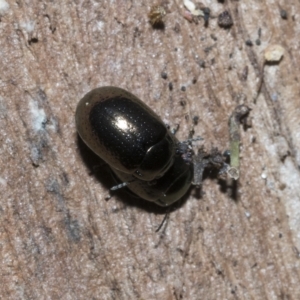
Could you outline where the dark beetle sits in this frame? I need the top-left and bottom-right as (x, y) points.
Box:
(75, 86), (193, 206)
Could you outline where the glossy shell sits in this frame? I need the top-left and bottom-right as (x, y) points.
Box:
(113, 155), (193, 206)
(76, 86), (193, 206)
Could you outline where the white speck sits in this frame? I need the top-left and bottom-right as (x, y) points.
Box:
(261, 172), (267, 179)
(279, 158), (300, 245)
(271, 93), (278, 101)
(245, 211), (251, 218)
(264, 44), (285, 62)
(96, 20), (104, 31)
(184, 0), (195, 11)
(0, 177), (7, 187)
(153, 92), (161, 101)
(21, 20), (35, 33)
(183, 0), (203, 16)
(29, 100), (47, 132)
(0, 0), (9, 15)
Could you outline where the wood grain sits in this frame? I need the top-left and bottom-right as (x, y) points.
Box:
(1, 0), (300, 299)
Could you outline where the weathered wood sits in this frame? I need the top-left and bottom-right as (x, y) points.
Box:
(1, 0), (300, 299)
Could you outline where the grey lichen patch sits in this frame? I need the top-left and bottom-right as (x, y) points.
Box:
(46, 177), (81, 242)
(0, 0), (9, 16)
(0, 96), (8, 118)
(26, 89), (59, 166)
(29, 100), (47, 133)
(65, 216), (81, 243)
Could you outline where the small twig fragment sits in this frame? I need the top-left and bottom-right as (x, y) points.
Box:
(218, 10), (233, 28)
(148, 5), (166, 26)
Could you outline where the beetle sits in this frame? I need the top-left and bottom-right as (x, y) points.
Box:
(76, 86), (250, 208)
(75, 86), (196, 207)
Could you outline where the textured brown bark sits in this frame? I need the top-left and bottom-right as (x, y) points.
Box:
(1, 0), (300, 299)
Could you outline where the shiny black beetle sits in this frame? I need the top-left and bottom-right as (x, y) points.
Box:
(75, 86), (197, 206)
(75, 87), (231, 207)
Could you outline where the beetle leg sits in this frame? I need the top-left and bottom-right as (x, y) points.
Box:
(155, 212), (170, 232)
(110, 182), (131, 191)
(181, 136), (203, 144)
(105, 180), (134, 200)
(165, 123), (180, 135)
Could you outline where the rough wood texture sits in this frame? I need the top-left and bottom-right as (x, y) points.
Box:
(1, 1), (300, 299)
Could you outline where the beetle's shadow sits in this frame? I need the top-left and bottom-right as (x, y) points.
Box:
(77, 135), (188, 214)
(195, 168), (239, 202)
(77, 135), (238, 214)
(218, 177), (239, 201)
